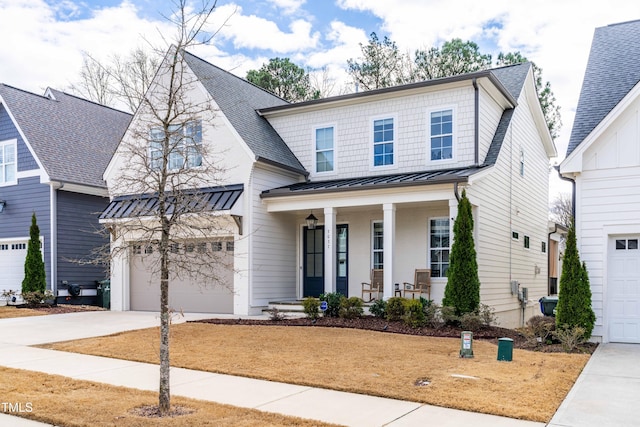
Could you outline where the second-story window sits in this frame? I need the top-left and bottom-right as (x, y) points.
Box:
(315, 126), (334, 173)
(0, 140), (16, 186)
(149, 120), (202, 170)
(430, 109), (453, 161)
(373, 117), (394, 166)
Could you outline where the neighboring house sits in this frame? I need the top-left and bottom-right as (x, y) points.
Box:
(548, 221), (568, 296)
(560, 19), (640, 343)
(103, 50), (556, 328)
(0, 84), (131, 302)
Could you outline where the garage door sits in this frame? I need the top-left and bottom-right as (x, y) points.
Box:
(0, 240), (29, 293)
(130, 240), (234, 314)
(608, 237), (640, 343)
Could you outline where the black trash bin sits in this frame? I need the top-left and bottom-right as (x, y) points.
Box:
(539, 296), (558, 316)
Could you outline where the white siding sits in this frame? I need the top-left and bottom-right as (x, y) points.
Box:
(468, 79), (551, 327)
(571, 97), (640, 340)
(248, 164), (302, 307)
(267, 85), (505, 180)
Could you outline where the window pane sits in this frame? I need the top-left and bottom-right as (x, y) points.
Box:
(5, 144), (15, 163)
(629, 239), (638, 250)
(430, 109), (453, 161)
(616, 239), (626, 250)
(430, 218), (450, 278)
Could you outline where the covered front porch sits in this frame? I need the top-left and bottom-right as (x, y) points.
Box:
(261, 172), (475, 303)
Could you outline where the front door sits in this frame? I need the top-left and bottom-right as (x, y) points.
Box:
(303, 226), (324, 297)
(336, 224), (349, 296)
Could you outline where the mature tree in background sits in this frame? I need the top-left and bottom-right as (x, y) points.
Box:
(496, 52), (562, 140)
(246, 57), (319, 102)
(549, 192), (573, 228)
(22, 213), (46, 294)
(347, 32), (408, 90)
(413, 38), (492, 80)
(443, 190), (480, 315)
(98, 0), (236, 416)
(70, 48), (160, 113)
(345, 37), (562, 140)
(555, 223), (596, 339)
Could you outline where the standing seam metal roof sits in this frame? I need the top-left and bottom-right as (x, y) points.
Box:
(0, 84), (132, 188)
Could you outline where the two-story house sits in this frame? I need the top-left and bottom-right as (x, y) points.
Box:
(560, 19), (640, 343)
(0, 84), (131, 302)
(103, 50), (555, 327)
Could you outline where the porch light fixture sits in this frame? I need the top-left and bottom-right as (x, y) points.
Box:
(305, 212), (318, 229)
(0, 200), (6, 213)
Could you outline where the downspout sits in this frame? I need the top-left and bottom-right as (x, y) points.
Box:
(472, 78), (479, 166)
(557, 166), (576, 220)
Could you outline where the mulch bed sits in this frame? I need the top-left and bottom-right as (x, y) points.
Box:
(193, 316), (598, 354)
(30, 304), (106, 314)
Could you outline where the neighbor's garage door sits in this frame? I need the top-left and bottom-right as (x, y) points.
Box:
(130, 240), (234, 314)
(0, 240), (29, 293)
(608, 237), (640, 343)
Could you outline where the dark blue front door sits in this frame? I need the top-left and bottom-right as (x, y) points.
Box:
(303, 226), (324, 297)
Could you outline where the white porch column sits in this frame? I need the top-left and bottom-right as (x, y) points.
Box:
(324, 207), (337, 294)
(449, 197), (459, 234)
(383, 203), (396, 299)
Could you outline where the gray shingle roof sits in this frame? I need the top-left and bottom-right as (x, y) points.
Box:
(0, 84), (131, 188)
(566, 20), (640, 157)
(183, 51), (306, 175)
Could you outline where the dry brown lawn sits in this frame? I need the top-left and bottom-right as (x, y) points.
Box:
(0, 305), (46, 319)
(0, 367), (339, 427)
(42, 323), (591, 423)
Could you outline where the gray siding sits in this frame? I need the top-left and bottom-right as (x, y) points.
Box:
(0, 105), (39, 172)
(57, 191), (110, 287)
(0, 176), (51, 288)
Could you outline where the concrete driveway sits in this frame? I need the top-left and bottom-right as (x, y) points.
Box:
(548, 342), (640, 427)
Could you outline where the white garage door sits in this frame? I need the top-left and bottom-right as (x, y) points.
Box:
(0, 240), (29, 294)
(608, 237), (640, 343)
(130, 240), (234, 314)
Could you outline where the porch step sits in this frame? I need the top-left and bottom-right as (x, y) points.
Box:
(266, 300), (306, 313)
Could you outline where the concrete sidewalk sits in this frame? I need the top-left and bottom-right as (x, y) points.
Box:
(0, 310), (624, 427)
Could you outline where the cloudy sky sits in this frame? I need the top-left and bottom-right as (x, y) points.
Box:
(1, 0), (638, 196)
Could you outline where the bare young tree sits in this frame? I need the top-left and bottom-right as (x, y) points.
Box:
(69, 53), (115, 107)
(550, 192), (573, 227)
(100, 0), (237, 416)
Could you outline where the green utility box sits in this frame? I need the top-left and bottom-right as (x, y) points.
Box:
(497, 337), (513, 362)
(97, 279), (111, 310)
(539, 296), (559, 316)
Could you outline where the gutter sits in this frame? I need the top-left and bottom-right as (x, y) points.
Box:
(472, 78), (479, 166)
(556, 166), (576, 219)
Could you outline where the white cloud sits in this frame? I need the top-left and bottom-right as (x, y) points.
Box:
(268, 0), (306, 15)
(212, 3), (319, 53)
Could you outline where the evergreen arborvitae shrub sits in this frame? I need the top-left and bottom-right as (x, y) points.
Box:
(22, 213), (46, 294)
(555, 223), (596, 339)
(442, 189), (480, 315)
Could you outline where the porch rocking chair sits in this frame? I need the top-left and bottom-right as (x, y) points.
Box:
(403, 269), (431, 300)
(361, 269), (383, 302)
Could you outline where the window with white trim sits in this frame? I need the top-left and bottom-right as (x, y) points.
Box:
(315, 126), (334, 173)
(149, 120), (202, 170)
(0, 140), (16, 185)
(372, 221), (383, 269)
(430, 109), (453, 161)
(373, 118), (394, 166)
(429, 218), (450, 277)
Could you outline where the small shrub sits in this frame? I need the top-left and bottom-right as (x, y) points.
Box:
(423, 302), (442, 328)
(526, 315), (556, 343)
(403, 298), (426, 328)
(320, 292), (344, 318)
(339, 297), (364, 319)
(553, 324), (587, 352)
(440, 305), (459, 325)
(267, 307), (287, 321)
(22, 290), (54, 307)
(478, 303), (498, 327)
(459, 311), (483, 331)
(302, 297), (320, 320)
(385, 297), (406, 321)
(369, 299), (387, 318)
